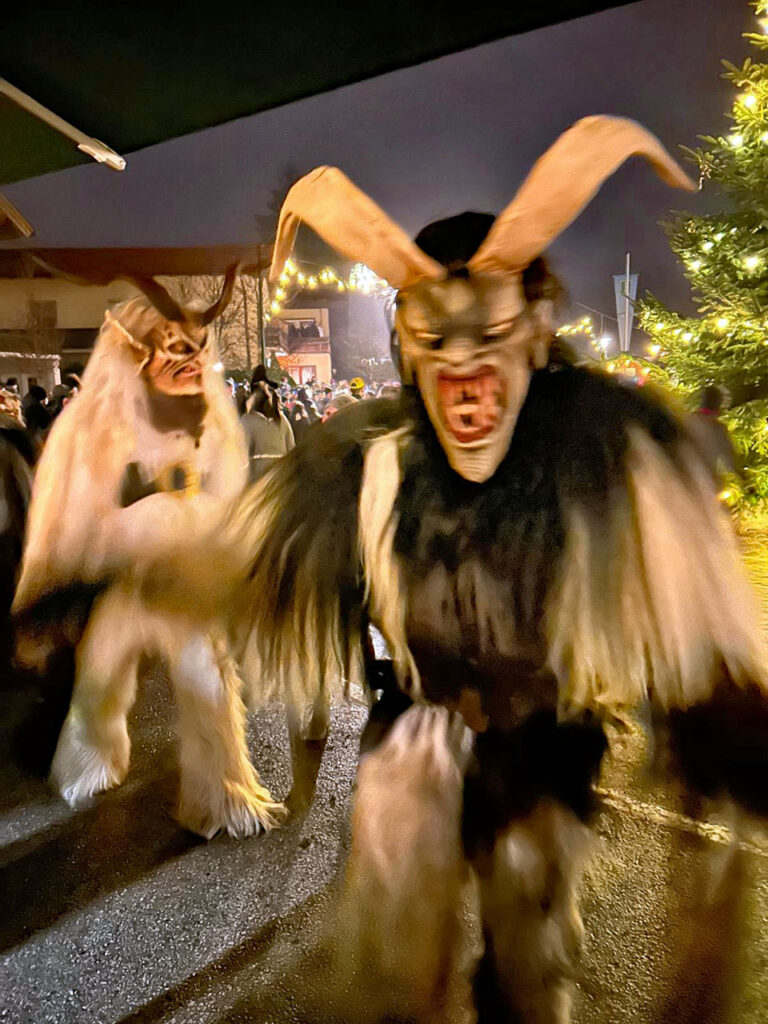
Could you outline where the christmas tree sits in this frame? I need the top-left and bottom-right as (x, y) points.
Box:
(639, 0), (768, 504)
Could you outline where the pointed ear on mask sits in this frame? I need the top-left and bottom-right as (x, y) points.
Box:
(105, 309), (153, 371)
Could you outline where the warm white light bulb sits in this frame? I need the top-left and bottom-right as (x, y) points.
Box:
(690, 259), (702, 270)
(702, 241), (714, 252)
(729, 134), (744, 147)
(743, 94), (758, 108)
(683, 332), (693, 341)
(745, 255), (761, 270)
(717, 317), (729, 328)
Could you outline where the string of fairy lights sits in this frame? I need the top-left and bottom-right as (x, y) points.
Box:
(555, 315), (612, 357)
(266, 259), (392, 322)
(271, 273), (649, 373)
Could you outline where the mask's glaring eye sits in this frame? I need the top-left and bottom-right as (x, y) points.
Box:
(168, 340), (194, 356)
(481, 319), (517, 343)
(414, 330), (443, 349)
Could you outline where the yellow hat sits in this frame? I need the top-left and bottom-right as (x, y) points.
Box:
(350, 377), (364, 390)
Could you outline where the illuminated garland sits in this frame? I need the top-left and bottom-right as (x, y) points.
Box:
(267, 259), (392, 321)
(556, 315), (612, 357)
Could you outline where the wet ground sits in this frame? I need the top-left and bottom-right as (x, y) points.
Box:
(1, 665), (768, 1024)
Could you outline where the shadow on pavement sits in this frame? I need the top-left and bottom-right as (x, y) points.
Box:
(0, 764), (202, 953)
(114, 888), (333, 1024)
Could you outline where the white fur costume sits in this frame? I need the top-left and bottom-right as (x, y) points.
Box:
(14, 296), (283, 837)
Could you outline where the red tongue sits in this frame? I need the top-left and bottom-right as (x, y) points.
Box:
(437, 369), (502, 442)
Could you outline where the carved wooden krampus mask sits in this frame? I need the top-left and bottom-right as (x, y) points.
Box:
(107, 266), (238, 397)
(269, 117), (695, 482)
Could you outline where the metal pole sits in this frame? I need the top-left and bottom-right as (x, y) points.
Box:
(256, 245), (266, 368)
(624, 251), (631, 353)
(240, 277), (252, 375)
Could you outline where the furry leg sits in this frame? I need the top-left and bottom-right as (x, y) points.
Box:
(336, 703), (469, 1022)
(170, 629), (285, 839)
(471, 799), (592, 1024)
(655, 799), (745, 1024)
(287, 692), (330, 812)
(51, 591), (141, 806)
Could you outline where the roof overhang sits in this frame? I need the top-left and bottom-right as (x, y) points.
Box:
(1, 1), (637, 185)
(0, 245), (271, 282)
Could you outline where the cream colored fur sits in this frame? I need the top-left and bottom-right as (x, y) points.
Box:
(548, 427), (768, 712)
(172, 631), (284, 838)
(220, 474), (357, 711)
(474, 800), (593, 1024)
(15, 299), (246, 611)
(19, 299), (283, 838)
(358, 427), (421, 695)
(52, 586), (283, 837)
(337, 704), (470, 1020)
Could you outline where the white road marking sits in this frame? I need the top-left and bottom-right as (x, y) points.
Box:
(596, 786), (768, 859)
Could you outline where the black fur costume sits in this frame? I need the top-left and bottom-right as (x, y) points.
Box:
(224, 210), (768, 1022)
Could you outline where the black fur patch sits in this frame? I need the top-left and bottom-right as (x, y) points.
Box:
(414, 212), (495, 274)
(666, 679), (768, 816)
(462, 711), (608, 859)
(12, 580), (109, 653)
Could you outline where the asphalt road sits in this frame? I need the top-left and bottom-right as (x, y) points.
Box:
(1, 666), (767, 1024)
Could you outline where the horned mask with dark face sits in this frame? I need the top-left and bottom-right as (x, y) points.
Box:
(269, 117), (695, 482)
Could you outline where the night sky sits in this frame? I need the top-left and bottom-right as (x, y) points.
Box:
(1, 0), (755, 333)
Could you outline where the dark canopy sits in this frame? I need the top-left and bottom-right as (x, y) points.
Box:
(2, 0), (634, 186)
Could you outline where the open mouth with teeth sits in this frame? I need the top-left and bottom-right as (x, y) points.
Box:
(437, 366), (506, 443)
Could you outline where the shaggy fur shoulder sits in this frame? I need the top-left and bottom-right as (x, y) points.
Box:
(227, 397), (406, 701)
(392, 364), (766, 712)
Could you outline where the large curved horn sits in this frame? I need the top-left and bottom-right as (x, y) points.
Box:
(269, 166), (444, 290)
(124, 275), (186, 322)
(198, 262), (240, 325)
(468, 116), (697, 275)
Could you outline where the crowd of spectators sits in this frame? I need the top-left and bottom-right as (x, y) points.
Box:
(0, 366), (400, 479)
(230, 367), (401, 479)
(0, 376), (79, 455)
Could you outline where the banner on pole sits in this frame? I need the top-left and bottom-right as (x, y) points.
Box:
(613, 272), (638, 351)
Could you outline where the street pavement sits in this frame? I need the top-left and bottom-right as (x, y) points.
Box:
(1, 665), (768, 1024)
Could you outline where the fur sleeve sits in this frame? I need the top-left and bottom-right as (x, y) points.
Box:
(223, 399), (405, 704)
(547, 417), (767, 712)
